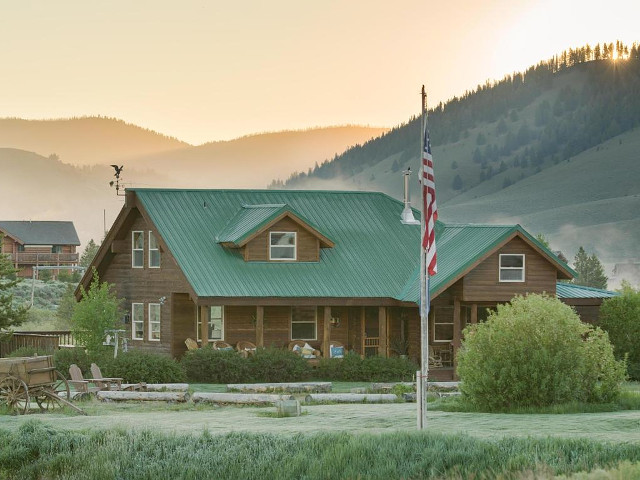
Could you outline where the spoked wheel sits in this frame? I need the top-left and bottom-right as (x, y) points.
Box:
(0, 375), (30, 414)
(35, 370), (71, 412)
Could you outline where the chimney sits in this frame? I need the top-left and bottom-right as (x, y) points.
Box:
(401, 167), (420, 225)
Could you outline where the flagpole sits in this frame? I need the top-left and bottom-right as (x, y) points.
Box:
(418, 86), (429, 430)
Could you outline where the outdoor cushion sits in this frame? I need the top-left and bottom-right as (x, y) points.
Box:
(301, 343), (315, 356)
(219, 346), (234, 351)
(330, 345), (345, 359)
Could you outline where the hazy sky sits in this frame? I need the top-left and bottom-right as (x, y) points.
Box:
(2, 0), (638, 144)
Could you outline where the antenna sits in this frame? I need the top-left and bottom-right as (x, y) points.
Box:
(109, 165), (126, 196)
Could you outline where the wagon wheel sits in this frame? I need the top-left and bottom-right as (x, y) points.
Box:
(0, 375), (30, 415)
(35, 370), (71, 412)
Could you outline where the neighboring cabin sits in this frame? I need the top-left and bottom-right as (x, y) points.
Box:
(0, 221), (80, 279)
(78, 188), (613, 381)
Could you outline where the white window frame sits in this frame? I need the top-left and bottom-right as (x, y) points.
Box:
(132, 303), (144, 340)
(196, 306), (224, 342)
(499, 254), (525, 282)
(269, 231), (297, 261)
(433, 306), (454, 343)
(148, 231), (161, 268)
(148, 303), (161, 342)
(291, 306), (317, 341)
(132, 231), (144, 268)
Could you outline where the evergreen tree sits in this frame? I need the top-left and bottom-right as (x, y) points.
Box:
(573, 246), (608, 289)
(452, 174), (463, 190)
(80, 239), (100, 268)
(0, 236), (29, 331)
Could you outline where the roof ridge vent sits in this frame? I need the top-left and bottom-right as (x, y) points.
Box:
(242, 203), (286, 209)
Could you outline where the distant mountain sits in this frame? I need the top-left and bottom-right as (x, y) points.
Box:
(279, 53), (640, 276)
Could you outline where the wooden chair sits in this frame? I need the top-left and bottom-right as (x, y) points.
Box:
(236, 340), (257, 358)
(68, 364), (101, 394)
(211, 340), (234, 350)
(185, 338), (199, 350)
(91, 363), (146, 391)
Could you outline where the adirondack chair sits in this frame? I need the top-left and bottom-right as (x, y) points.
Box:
(185, 338), (199, 350)
(68, 364), (101, 394)
(236, 340), (257, 358)
(90, 363), (146, 391)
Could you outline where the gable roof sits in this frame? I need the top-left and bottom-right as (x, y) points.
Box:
(397, 222), (576, 304)
(0, 221), (80, 246)
(117, 188), (575, 303)
(216, 203), (334, 248)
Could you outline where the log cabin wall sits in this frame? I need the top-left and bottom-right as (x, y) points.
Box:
(463, 236), (558, 302)
(100, 209), (193, 355)
(243, 217), (320, 262)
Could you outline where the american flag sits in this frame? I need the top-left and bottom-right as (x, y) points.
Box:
(422, 123), (438, 276)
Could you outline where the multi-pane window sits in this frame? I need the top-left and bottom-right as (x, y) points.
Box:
(132, 303), (144, 340)
(433, 306), (453, 342)
(196, 306), (224, 341)
(499, 254), (525, 282)
(149, 232), (161, 268)
(132, 231), (144, 268)
(269, 232), (296, 261)
(148, 303), (161, 341)
(291, 306), (317, 340)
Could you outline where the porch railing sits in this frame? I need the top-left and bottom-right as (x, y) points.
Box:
(3, 252), (79, 264)
(0, 330), (79, 357)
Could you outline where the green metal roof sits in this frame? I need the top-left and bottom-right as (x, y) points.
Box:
(556, 282), (619, 299)
(0, 221), (80, 246)
(133, 189), (575, 303)
(216, 203), (333, 246)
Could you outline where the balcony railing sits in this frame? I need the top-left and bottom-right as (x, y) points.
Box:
(3, 252), (79, 264)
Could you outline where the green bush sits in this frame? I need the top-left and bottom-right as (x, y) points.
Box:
(102, 350), (186, 384)
(599, 286), (640, 380)
(53, 347), (92, 378)
(247, 348), (311, 382)
(7, 345), (54, 357)
(182, 347), (250, 383)
(457, 294), (627, 410)
(315, 353), (417, 381)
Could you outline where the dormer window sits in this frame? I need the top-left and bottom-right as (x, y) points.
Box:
(269, 232), (296, 261)
(499, 254), (525, 282)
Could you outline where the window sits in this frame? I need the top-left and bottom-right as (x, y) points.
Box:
(196, 306), (224, 341)
(499, 254), (525, 282)
(291, 306), (317, 340)
(269, 232), (296, 261)
(132, 231), (144, 268)
(433, 306), (453, 342)
(149, 232), (161, 268)
(52, 245), (62, 253)
(132, 303), (144, 340)
(148, 303), (161, 341)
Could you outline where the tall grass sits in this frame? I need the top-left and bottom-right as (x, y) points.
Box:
(1, 421), (639, 479)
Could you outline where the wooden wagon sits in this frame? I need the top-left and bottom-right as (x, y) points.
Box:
(0, 355), (84, 414)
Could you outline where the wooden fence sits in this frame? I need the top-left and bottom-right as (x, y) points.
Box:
(0, 331), (78, 358)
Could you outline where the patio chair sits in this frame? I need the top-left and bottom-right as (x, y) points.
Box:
(90, 363), (146, 391)
(236, 340), (257, 358)
(68, 364), (101, 394)
(185, 338), (199, 350)
(328, 340), (345, 359)
(211, 340), (234, 351)
(288, 340), (321, 358)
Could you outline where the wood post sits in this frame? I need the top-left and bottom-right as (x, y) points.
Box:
(470, 303), (478, 325)
(255, 306), (264, 347)
(452, 298), (461, 380)
(378, 306), (387, 357)
(323, 306), (331, 358)
(200, 305), (209, 347)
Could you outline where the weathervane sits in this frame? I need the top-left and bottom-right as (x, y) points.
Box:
(109, 164), (125, 196)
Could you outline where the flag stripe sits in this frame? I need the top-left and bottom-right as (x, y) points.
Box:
(422, 122), (438, 276)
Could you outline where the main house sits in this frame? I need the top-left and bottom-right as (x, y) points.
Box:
(78, 188), (611, 380)
(0, 221), (80, 279)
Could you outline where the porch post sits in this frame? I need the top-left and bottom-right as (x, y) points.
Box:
(200, 305), (209, 347)
(452, 298), (461, 380)
(378, 306), (387, 357)
(323, 306), (331, 358)
(255, 306), (264, 347)
(470, 303), (478, 325)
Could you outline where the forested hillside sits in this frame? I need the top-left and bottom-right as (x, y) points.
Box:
(275, 42), (640, 273)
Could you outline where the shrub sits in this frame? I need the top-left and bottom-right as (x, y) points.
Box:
(182, 347), (250, 383)
(7, 345), (54, 357)
(599, 285), (640, 380)
(315, 353), (417, 381)
(102, 350), (186, 384)
(53, 347), (92, 378)
(247, 348), (311, 382)
(457, 294), (626, 410)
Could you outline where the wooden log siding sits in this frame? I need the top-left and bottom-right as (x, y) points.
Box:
(462, 237), (558, 302)
(99, 209), (193, 356)
(243, 217), (320, 262)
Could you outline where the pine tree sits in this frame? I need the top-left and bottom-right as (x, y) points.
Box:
(80, 239), (100, 268)
(0, 236), (29, 331)
(573, 246), (608, 289)
(452, 174), (463, 190)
